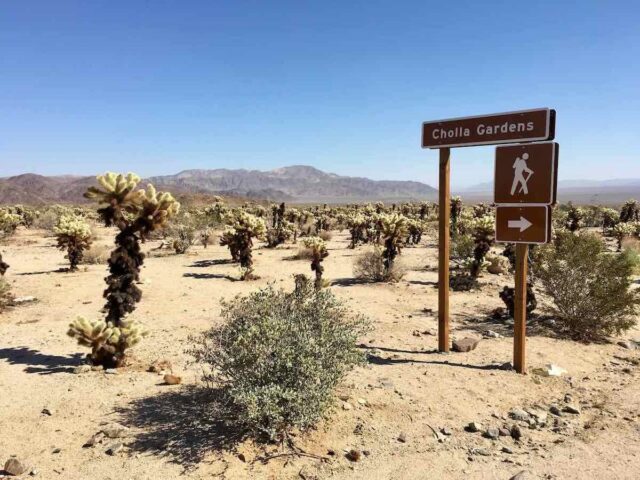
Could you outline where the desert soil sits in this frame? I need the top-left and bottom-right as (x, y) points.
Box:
(1, 226), (639, 480)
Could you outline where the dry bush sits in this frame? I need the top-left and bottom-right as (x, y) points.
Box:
(80, 243), (111, 265)
(294, 245), (314, 260)
(536, 231), (640, 340)
(354, 247), (405, 282)
(0, 277), (12, 312)
(318, 230), (332, 241)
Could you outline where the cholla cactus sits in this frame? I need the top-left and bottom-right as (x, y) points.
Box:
(302, 236), (329, 289)
(67, 316), (147, 366)
(613, 222), (635, 251)
(601, 207), (620, 234)
(0, 209), (21, 239)
(221, 210), (266, 279)
(0, 253), (8, 276)
(79, 172), (179, 368)
(200, 227), (213, 248)
(450, 196), (463, 237)
(469, 215), (495, 278)
(346, 213), (367, 248)
(620, 199), (639, 223)
(406, 219), (426, 245)
(564, 204), (584, 232)
(54, 215), (93, 271)
(379, 213), (408, 276)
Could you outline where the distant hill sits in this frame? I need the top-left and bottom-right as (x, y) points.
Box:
(457, 179), (640, 205)
(0, 166), (437, 205)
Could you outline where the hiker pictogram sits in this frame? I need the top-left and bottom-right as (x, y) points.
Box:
(510, 153), (533, 195)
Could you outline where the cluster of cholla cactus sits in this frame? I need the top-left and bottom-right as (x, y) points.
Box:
(54, 215), (93, 271)
(406, 218), (427, 245)
(612, 222), (636, 251)
(0, 208), (21, 239)
(379, 213), (407, 277)
(220, 210), (266, 279)
(67, 172), (179, 368)
(564, 204), (584, 232)
(450, 196), (463, 237)
(302, 236), (329, 289)
(620, 199), (640, 223)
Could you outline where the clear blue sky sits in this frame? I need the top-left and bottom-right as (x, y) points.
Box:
(1, 1), (638, 188)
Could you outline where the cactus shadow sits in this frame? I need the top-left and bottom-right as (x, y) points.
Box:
(183, 272), (238, 281)
(117, 386), (247, 468)
(188, 259), (235, 268)
(0, 346), (84, 374)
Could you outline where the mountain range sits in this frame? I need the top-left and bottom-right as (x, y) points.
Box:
(0, 166), (437, 205)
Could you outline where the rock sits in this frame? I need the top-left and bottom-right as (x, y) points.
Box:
(509, 408), (530, 421)
(509, 471), (527, 480)
(510, 424), (523, 441)
(51, 448), (61, 454)
(397, 432), (407, 443)
(483, 330), (502, 339)
(440, 427), (453, 436)
(362, 449), (371, 456)
(357, 398), (367, 406)
(499, 362), (513, 371)
(148, 359), (172, 374)
(163, 374), (182, 385)
(502, 446), (514, 454)
(452, 337), (480, 353)
(342, 402), (352, 411)
(105, 443), (123, 456)
(564, 393), (573, 403)
(563, 405), (581, 415)
(618, 340), (636, 350)
(471, 447), (491, 456)
(499, 428), (511, 437)
(104, 368), (119, 375)
(41, 408), (54, 416)
(12, 296), (37, 305)
(532, 364), (567, 377)
(4, 458), (28, 476)
(353, 423), (364, 435)
(73, 365), (91, 374)
(549, 405), (562, 416)
(483, 428), (500, 440)
(102, 424), (128, 439)
(345, 449), (361, 462)
(299, 465), (319, 480)
(465, 422), (483, 433)
(237, 453), (246, 462)
(83, 432), (104, 448)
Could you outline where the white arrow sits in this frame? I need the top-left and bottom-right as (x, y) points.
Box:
(508, 216), (532, 232)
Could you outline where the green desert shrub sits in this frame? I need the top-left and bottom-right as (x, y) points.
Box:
(0, 209), (21, 239)
(536, 231), (640, 340)
(451, 233), (474, 260)
(189, 281), (370, 441)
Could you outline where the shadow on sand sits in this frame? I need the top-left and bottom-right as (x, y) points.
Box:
(0, 346), (84, 374)
(116, 387), (246, 468)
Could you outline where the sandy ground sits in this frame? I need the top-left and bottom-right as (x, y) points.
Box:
(1, 226), (639, 480)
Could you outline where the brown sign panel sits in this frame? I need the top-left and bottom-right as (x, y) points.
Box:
(422, 108), (555, 149)
(495, 206), (552, 244)
(494, 142), (558, 205)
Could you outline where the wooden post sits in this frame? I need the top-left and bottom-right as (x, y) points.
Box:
(438, 148), (451, 352)
(513, 243), (529, 373)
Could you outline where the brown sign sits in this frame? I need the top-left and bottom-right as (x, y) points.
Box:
(495, 206), (551, 244)
(494, 142), (558, 205)
(422, 108), (555, 149)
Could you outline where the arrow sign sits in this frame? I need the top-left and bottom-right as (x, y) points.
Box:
(508, 216), (532, 232)
(496, 206), (551, 244)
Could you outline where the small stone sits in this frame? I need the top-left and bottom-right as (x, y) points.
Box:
(563, 405), (581, 414)
(550, 405), (562, 416)
(342, 402), (353, 411)
(346, 449), (361, 462)
(353, 423), (364, 435)
(472, 448), (491, 456)
(327, 449), (336, 456)
(483, 330), (502, 339)
(533, 364), (567, 377)
(105, 443), (123, 456)
(618, 340), (636, 350)
(483, 428), (500, 440)
(148, 359), (172, 373)
(51, 448), (61, 454)
(357, 398), (367, 406)
(4, 458), (28, 476)
(362, 449), (371, 456)
(163, 374), (182, 385)
(104, 368), (119, 375)
(91, 365), (103, 372)
(13, 295), (37, 304)
(509, 408), (530, 421)
(41, 408), (54, 416)
(440, 427), (452, 436)
(502, 446), (514, 454)
(73, 365), (91, 374)
(499, 428), (511, 437)
(452, 337), (480, 353)
(510, 424), (523, 441)
(83, 432), (104, 448)
(102, 424), (128, 439)
(509, 471), (527, 480)
(465, 422), (483, 433)
(238, 453), (246, 462)
(397, 432), (407, 443)
(564, 393), (573, 403)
